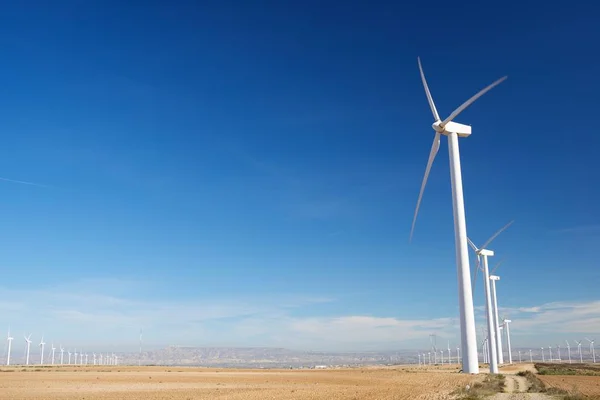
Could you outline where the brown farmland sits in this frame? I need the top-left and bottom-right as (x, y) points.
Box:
(538, 375), (600, 398)
(0, 365), (477, 400)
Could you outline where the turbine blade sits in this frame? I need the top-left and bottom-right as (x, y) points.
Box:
(409, 132), (441, 241)
(467, 237), (478, 252)
(417, 57), (440, 121)
(442, 76), (507, 126)
(490, 259), (504, 275)
(481, 220), (514, 250)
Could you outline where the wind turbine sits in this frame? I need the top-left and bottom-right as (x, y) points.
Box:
(447, 341), (451, 364)
(566, 340), (572, 364)
(74, 349), (78, 365)
(467, 222), (512, 373)
(93, 353), (96, 365)
(51, 343), (56, 365)
(39, 336), (46, 365)
(557, 344), (561, 363)
(541, 347), (545, 362)
(68, 349), (72, 365)
(529, 349), (533, 362)
(576, 340), (583, 363)
(24, 334), (32, 365)
(6, 328), (13, 366)
(503, 318), (513, 364)
(410, 57), (507, 374)
(586, 338), (596, 363)
(489, 275), (504, 364)
(85, 353), (88, 365)
(549, 345), (553, 362)
(60, 346), (64, 365)
(518, 350), (522, 363)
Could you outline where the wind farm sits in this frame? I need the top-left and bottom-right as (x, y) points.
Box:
(1, 1), (599, 399)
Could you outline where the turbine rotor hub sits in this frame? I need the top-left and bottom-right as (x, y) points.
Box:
(432, 120), (445, 133)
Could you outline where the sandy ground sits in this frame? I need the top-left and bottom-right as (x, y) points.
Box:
(538, 374), (600, 398)
(0, 365), (478, 400)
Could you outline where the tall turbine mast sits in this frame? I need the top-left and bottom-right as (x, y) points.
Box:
(410, 57), (507, 374)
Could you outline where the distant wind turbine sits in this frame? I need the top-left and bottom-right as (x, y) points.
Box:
(503, 318), (513, 364)
(6, 328), (14, 366)
(565, 340), (572, 364)
(39, 336), (46, 365)
(60, 346), (64, 365)
(67, 349), (72, 365)
(51, 343), (56, 365)
(586, 338), (596, 363)
(541, 347), (545, 362)
(576, 340), (583, 363)
(410, 57), (507, 374)
(24, 334), (32, 365)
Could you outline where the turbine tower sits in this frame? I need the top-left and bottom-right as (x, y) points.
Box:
(576, 340), (583, 363)
(409, 57), (507, 374)
(6, 329), (14, 366)
(51, 343), (56, 365)
(39, 336), (46, 365)
(503, 319), (513, 364)
(565, 340), (572, 364)
(24, 334), (32, 365)
(489, 275), (504, 364)
(60, 346), (64, 365)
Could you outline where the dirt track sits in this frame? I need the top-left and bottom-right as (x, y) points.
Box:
(0, 365), (477, 400)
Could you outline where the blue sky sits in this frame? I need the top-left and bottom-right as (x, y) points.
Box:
(1, 1), (599, 354)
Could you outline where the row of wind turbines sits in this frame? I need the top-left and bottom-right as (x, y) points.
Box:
(409, 58), (596, 373)
(5, 330), (118, 366)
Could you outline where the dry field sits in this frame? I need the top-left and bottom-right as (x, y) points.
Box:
(0, 365), (477, 400)
(538, 375), (600, 398)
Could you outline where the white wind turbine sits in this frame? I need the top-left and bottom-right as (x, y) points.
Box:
(85, 353), (88, 365)
(541, 347), (545, 362)
(447, 341), (451, 364)
(557, 344), (561, 362)
(6, 328), (14, 366)
(24, 334), (32, 365)
(410, 57), (507, 374)
(467, 222), (513, 373)
(529, 349), (533, 362)
(565, 340), (572, 364)
(39, 336), (46, 365)
(503, 318), (513, 364)
(586, 338), (596, 363)
(576, 340), (583, 363)
(67, 349), (72, 365)
(60, 346), (64, 365)
(549, 345), (553, 362)
(489, 275), (504, 364)
(51, 343), (56, 365)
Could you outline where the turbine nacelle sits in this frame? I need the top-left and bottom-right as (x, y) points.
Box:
(490, 275), (500, 281)
(432, 120), (472, 137)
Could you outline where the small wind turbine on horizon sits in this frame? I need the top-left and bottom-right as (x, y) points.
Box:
(6, 328), (14, 366)
(51, 343), (56, 365)
(489, 275), (504, 364)
(60, 346), (64, 365)
(565, 340), (572, 364)
(39, 336), (46, 365)
(586, 338), (596, 363)
(576, 340), (583, 363)
(67, 349), (72, 365)
(410, 57), (507, 374)
(24, 334), (32, 365)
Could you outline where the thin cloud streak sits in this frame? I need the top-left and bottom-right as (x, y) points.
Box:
(0, 176), (50, 188)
